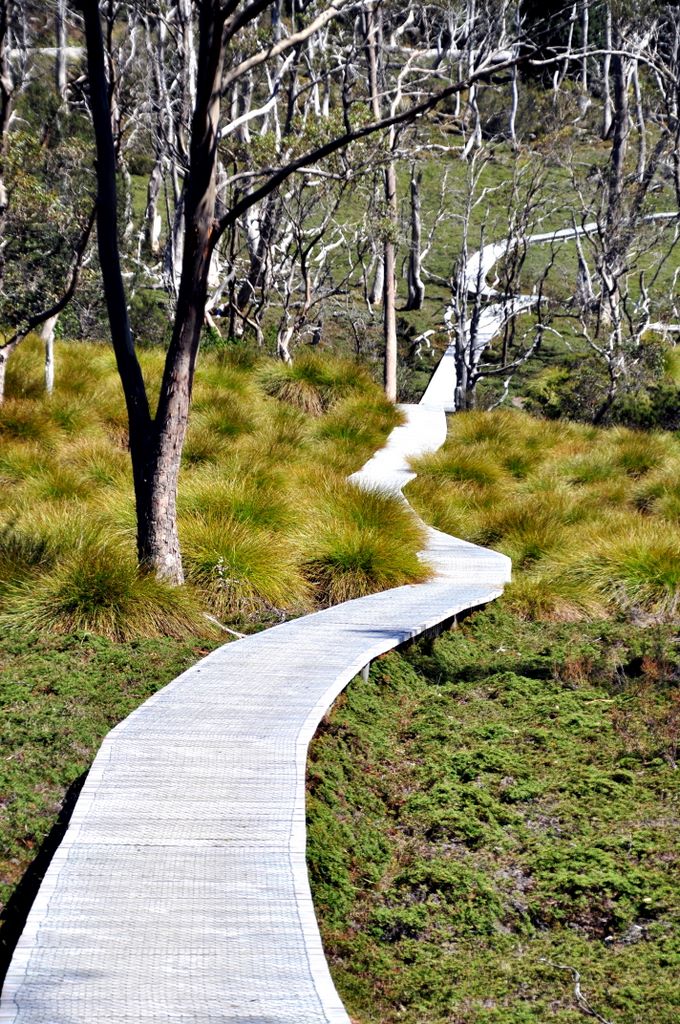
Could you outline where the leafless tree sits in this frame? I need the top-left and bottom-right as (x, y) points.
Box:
(446, 149), (555, 411)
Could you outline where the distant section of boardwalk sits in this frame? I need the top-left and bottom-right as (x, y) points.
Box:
(0, 333), (510, 1022)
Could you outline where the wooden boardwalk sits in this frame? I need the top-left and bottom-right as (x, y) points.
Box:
(1, 286), (513, 1024)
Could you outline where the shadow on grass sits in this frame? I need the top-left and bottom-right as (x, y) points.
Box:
(0, 770), (87, 991)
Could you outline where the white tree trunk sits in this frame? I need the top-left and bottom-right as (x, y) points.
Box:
(509, 60), (519, 149)
(602, 4), (613, 138)
(0, 336), (19, 404)
(383, 161), (398, 402)
(143, 157), (163, 254)
(55, 0), (67, 102)
(41, 314), (58, 394)
(276, 322), (294, 363)
(368, 248), (384, 306)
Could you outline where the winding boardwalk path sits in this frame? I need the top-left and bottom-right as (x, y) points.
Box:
(0, 245), (525, 1022)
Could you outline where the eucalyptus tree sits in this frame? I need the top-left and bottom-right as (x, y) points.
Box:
(74, 0), (528, 583)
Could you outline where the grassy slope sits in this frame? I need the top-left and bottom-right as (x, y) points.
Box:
(308, 607), (680, 1024)
(0, 338), (425, 637)
(406, 409), (680, 622)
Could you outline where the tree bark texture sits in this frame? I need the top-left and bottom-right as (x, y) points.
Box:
(79, 0), (225, 583)
(139, 0), (226, 581)
(405, 165), (425, 311)
(383, 159), (398, 401)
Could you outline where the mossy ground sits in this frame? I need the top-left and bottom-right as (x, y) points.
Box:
(308, 607), (680, 1024)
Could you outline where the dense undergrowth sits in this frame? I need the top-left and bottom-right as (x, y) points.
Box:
(407, 409), (680, 622)
(0, 338), (426, 639)
(308, 607), (680, 1024)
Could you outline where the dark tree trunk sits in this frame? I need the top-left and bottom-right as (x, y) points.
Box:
(405, 165), (425, 311)
(138, 0), (225, 581)
(79, 0), (225, 583)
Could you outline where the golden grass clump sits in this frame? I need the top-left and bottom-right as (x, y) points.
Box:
(555, 518), (680, 620)
(0, 523), (54, 596)
(2, 537), (207, 640)
(178, 462), (296, 533)
(407, 408), (680, 622)
(1, 341), (416, 636)
(0, 399), (55, 445)
(607, 427), (677, 478)
(256, 351), (373, 416)
(502, 574), (606, 622)
(181, 513), (310, 617)
(300, 479), (430, 604)
(312, 393), (402, 474)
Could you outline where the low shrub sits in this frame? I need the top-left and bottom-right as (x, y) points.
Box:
(525, 350), (680, 431)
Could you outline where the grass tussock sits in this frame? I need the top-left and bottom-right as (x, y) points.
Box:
(407, 409), (680, 621)
(301, 479), (430, 603)
(313, 392), (402, 474)
(2, 536), (207, 640)
(256, 350), (373, 416)
(181, 513), (310, 617)
(0, 337), (415, 636)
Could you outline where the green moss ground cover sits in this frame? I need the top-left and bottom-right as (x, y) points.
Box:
(308, 607), (680, 1024)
